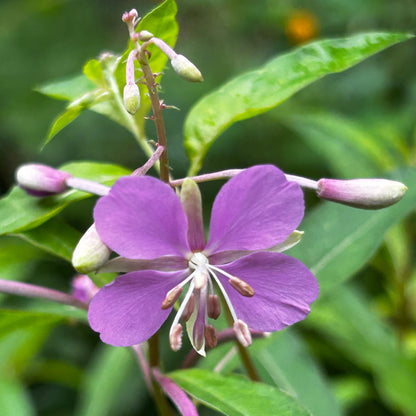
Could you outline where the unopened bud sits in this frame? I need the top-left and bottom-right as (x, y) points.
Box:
(204, 324), (217, 348)
(181, 294), (195, 322)
(71, 274), (98, 304)
(72, 224), (111, 274)
(229, 277), (255, 297)
(169, 323), (183, 351)
(207, 294), (221, 319)
(171, 54), (203, 82)
(122, 9), (138, 23)
(161, 285), (183, 309)
(138, 30), (153, 41)
(16, 164), (72, 197)
(317, 178), (407, 209)
(123, 83), (141, 115)
(233, 319), (252, 347)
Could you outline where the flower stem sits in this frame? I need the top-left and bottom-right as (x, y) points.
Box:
(137, 50), (170, 183)
(0, 279), (88, 310)
(170, 168), (319, 191)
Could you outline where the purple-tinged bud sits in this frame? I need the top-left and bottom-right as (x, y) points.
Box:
(204, 325), (218, 348)
(171, 55), (203, 83)
(138, 30), (153, 41)
(233, 319), (252, 347)
(122, 9), (138, 23)
(317, 178), (407, 209)
(170, 323), (183, 352)
(16, 164), (72, 197)
(71, 274), (98, 304)
(72, 224), (111, 274)
(207, 294), (221, 319)
(123, 84), (141, 115)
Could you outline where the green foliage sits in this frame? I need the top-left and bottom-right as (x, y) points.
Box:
(184, 32), (413, 174)
(0, 162), (130, 235)
(170, 369), (311, 416)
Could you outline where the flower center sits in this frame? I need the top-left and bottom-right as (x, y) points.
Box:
(164, 252), (255, 355)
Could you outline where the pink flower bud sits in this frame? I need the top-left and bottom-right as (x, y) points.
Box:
(171, 55), (203, 83)
(123, 84), (141, 115)
(317, 178), (407, 209)
(16, 164), (72, 197)
(71, 274), (98, 304)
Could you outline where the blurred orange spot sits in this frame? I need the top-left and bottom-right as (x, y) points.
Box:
(285, 10), (319, 45)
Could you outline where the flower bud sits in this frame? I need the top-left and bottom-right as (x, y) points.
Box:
(171, 54), (203, 83)
(16, 164), (72, 197)
(72, 224), (112, 274)
(317, 178), (407, 209)
(71, 274), (98, 304)
(138, 30), (153, 41)
(123, 83), (141, 115)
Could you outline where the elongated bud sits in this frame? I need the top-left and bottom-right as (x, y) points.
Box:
(138, 30), (153, 41)
(317, 178), (407, 209)
(123, 84), (140, 115)
(16, 164), (72, 197)
(72, 224), (111, 274)
(170, 323), (183, 351)
(171, 55), (203, 82)
(161, 285), (183, 309)
(233, 319), (252, 347)
(71, 274), (98, 303)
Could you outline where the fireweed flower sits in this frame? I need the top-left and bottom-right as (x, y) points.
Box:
(88, 165), (319, 355)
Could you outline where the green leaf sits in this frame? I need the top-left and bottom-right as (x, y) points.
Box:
(280, 111), (407, 178)
(0, 378), (35, 416)
(184, 32), (413, 174)
(0, 162), (130, 235)
(36, 74), (95, 101)
(169, 369), (311, 416)
(308, 286), (416, 415)
(83, 59), (106, 87)
(12, 218), (81, 261)
(46, 106), (83, 143)
(75, 345), (146, 416)
(290, 166), (416, 295)
(254, 331), (342, 416)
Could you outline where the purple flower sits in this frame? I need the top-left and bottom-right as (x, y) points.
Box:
(88, 165), (319, 354)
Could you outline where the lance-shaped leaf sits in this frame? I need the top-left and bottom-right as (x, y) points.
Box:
(184, 32), (413, 174)
(169, 369), (311, 416)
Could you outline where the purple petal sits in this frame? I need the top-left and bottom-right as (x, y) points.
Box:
(153, 369), (198, 416)
(94, 176), (190, 259)
(217, 252), (319, 332)
(98, 256), (187, 273)
(88, 270), (186, 346)
(205, 165), (304, 255)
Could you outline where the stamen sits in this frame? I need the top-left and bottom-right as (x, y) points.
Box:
(208, 268), (238, 322)
(233, 319), (252, 347)
(181, 293), (195, 322)
(192, 286), (207, 351)
(169, 323), (183, 351)
(207, 294), (221, 319)
(204, 324), (217, 348)
(161, 285), (183, 309)
(228, 276), (254, 297)
(209, 265), (254, 297)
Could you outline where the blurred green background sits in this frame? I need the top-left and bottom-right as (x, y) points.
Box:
(0, 0), (415, 415)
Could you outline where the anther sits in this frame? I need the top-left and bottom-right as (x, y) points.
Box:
(169, 323), (183, 352)
(181, 293), (195, 322)
(229, 277), (255, 297)
(233, 319), (252, 347)
(161, 286), (183, 309)
(207, 294), (221, 319)
(204, 324), (218, 348)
